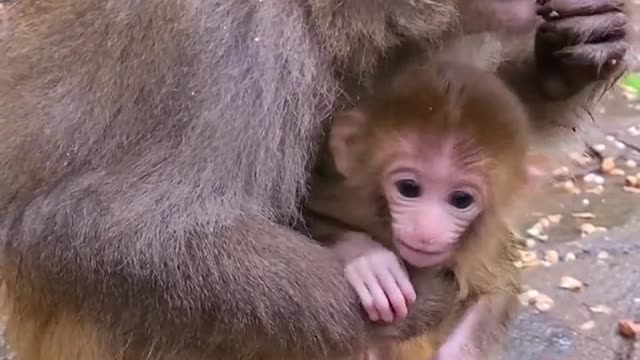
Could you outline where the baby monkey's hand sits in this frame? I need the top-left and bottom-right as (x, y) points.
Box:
(333, 232), (416, 323)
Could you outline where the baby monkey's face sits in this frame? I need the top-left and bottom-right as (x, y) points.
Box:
(380, 137), (487, 268)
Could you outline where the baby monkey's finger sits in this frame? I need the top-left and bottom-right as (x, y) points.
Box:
(362, 277), (394, 322)
(375, 269), (408, 320)
(388, 261), (416, 303)
(345, 268), (378, 321)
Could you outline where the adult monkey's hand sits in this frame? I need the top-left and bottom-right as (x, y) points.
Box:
(535, 0), (628, 100)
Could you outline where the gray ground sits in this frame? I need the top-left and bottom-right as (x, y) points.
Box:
(499, 8), (640, 359)
(2, 6), (640, 360)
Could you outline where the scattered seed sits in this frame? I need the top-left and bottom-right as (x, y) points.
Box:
(610, 168), (626, 176)
(625, 159), (637, 168)
(605, 135), (616, 142)
(553, 166), (570, 177)
(597, 251), (610, 260)
(533, 294), (554, 312)
(518, 289), (539, 306)
(561, 180), (581, 194)
(593, 144), (607, 152)
(559, 276), (583, 291)
(547, 214), (563, 223)
(601, 157), (616, 173)
(582, 199), (590, 206)
(580, 320), (596, 331)
(586, 185), (604, 195)
(564, 252), (576, 262)
(589, 305), (612, 314)
(572, 212), (595, 219)
(544, 250), (559, 264)
(615, 141), (626, 150)
(581, 223), (596, 234)
(525, 238), (537, 249)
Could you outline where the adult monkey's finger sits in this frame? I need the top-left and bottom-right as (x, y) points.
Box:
(538, 0), (625, 19)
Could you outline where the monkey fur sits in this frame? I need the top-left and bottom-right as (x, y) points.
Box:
(0, 0), (629, 359)
(306, 58), (532, 359)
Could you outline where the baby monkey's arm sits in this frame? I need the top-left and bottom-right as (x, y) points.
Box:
(331, 231), (417, 323)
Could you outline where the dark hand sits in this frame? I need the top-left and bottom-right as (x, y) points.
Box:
(535, 0), (628, 100)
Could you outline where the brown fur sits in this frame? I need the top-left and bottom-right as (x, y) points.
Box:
(0, 0), (628, 359)
(306, 61), (533, 359)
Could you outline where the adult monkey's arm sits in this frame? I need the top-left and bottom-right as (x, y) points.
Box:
(500, 0), (629, 133)
(0, 0), (457, 358)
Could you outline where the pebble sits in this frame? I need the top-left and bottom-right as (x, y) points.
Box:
(615, 141), (626, 150)
(605, 135), (615, 142)
(626, 159), (637, 168)
(564, 252), (576, 262)
(597, 251), (610, 260)
(625, 175), (639, 187)
(582, 199), (590, 206)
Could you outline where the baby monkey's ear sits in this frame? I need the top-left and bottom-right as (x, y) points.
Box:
(329, 109), (369, 177)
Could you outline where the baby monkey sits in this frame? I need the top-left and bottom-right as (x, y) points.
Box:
(307, 60), (549, 359)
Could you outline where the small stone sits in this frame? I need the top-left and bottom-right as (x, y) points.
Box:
(601, 157), (616, 173)
(605, 135), (615, 142)
(582, 199), (590, 206)
(564, 252), (576, 262)
(572, 212), (595, 219)
(589, 305), (612, 314)
(533, 294), (554, 312)
(559, 276), (583, 291)
(625, 159), (637, 168)
(597, 251), (610, 260)
(610, 168), (626, 176)
(544, 250), (560, 264)
(618, 320), (640, 339)
(615, 141), (626, 150)
(593, 144), (607, 152)
(579, 320), (596, 331)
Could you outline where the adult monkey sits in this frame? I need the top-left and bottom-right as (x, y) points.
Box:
(0, 0), (628, 359)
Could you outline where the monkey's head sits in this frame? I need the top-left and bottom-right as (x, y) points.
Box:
(329, 62), (550, 268)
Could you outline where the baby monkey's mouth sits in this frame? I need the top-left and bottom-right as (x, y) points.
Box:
(395, 238), (448, 255)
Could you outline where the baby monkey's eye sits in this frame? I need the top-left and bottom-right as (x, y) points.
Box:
(448, 191), (474, 209)
(395, 179), (421, 198)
